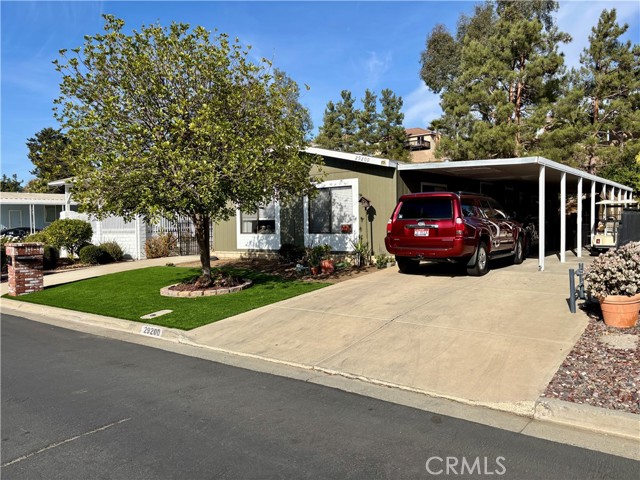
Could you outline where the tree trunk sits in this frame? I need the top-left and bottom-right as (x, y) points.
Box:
(192, 213), (211, 281)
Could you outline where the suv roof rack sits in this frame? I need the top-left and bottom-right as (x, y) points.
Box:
(456, 191), (483, 197)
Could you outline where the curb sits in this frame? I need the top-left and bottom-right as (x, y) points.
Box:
(2, 299), (639, 444)
(534, 397), (640, 441)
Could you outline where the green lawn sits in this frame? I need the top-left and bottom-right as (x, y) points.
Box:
(10, 266), (329, 330)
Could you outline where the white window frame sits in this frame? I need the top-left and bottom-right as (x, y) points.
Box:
(304, 178), (359, 252)
(236, 201), (281, 250)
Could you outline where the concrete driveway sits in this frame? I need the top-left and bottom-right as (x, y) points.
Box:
(188, 255), (590, 410)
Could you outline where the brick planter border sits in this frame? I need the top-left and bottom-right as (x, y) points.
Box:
(160, 279), (253, 298)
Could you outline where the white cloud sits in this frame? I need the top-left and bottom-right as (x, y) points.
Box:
(402, 83), (442, 128)
(361, 51), (392, 86)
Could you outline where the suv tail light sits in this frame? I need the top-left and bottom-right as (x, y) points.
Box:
(386, 218), (392, 234)
(455, 217), (465, 237)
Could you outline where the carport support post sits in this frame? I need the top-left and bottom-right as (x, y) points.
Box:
(590, 181), (596, 245)
(577, 177), (582, 258)
(560, 172), (566, 263)
(538, 164), (546, 271)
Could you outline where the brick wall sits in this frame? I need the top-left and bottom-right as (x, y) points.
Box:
(6, 243), (44, 296)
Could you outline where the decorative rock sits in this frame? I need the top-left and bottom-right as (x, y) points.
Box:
(160, 279), (253, 298)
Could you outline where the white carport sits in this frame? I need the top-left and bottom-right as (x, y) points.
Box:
(398, 157), (634, 271)
(0, 192), (78, 233)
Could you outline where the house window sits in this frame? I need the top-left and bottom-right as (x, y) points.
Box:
(240, 201), (276, 234)
(309, 186), (353, 234)
(45, 205), (62, 223)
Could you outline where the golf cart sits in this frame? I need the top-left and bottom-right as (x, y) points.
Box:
(591, 199), (639, 252)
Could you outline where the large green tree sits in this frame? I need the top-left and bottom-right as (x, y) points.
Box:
(0, 174), (23, 192)
(54, 15), (320, 282)
(536, 9), (640, 186)
(355, 89), (379, 155)
(421, 0), (570, 160)
(25, 127), (75, 193)
(377, 89), (409, 161)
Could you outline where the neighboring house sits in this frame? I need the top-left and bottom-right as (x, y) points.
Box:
(0, 192), (77, 233)
(405, 128), (441, 163)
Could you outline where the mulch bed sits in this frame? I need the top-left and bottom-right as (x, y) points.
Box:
(543, 300), (640, 414)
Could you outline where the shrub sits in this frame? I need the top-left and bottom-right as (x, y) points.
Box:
(25, 231), (49, 243)
(99, 241), (124, 262)
(278, 243), (306, 263)
(585, 241), (640, 298)
(43, 245), (60, 270)
(145, 233), (176, 259)
(45, 219), (93, 257)
(79, 244), (110, 265)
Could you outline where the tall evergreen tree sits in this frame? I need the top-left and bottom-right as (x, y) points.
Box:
(315, 101), (342, 150)
(335, 90), (358, 152)
(536, 8), (640, 185)
(378, 89), (409, 161)
(25, 127), (75, 193)
(420, 0), (570, 160)
(0, 174), (23, 192)
(356, 89), (379, 154)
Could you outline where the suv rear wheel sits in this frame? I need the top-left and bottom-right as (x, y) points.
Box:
(396, 256), (420, 274)
(467, 242), (489, 276)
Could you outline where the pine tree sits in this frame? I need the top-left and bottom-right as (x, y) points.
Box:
(378, 89), (409, 161)
(315, 101), (342, 150)
(420, 0), (570, 160)
(536, 8), (640, 186)
(355, 89), (379, 154)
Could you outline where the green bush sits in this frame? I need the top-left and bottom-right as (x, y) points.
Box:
(99, 241), (124, 262)
(144, 233), (176, 259)
(25, 231), (49, 243)
(43, 245), (60, 270)
(278, 243), (306, 263)
(79, 244), (109, 265)
(45, 219), (93, 257)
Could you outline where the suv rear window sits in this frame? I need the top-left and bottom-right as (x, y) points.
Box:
(398, 198), (453, 220)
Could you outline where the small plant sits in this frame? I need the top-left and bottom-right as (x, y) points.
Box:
(99, 241), (124, 262)
(25, 231), (49, 243)
(43, 245), (60, 270)
(145, 233), (177, 259)
(350, 237), (370, 267)
(279, 243), (306, 263)
(79, 244), (110, 265)
(44, 219), (93, 257)
(306, 244), (331, 268)
(375, 253), (392, 269)
(585, 241), (640, 299)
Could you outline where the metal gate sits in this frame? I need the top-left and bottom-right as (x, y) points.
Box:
(149, 216), (213, 256)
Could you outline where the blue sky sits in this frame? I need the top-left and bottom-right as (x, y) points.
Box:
(2, 0), (639, 182)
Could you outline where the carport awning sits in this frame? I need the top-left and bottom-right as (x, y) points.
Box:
(398, 157), (632, 191)
(398, 156), (634, 271)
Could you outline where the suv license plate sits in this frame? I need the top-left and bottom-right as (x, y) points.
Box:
(414, 229), (429, 237)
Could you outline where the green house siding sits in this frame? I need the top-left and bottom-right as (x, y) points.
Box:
(211, 152), (398, 255)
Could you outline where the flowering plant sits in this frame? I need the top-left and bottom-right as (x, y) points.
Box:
(585, 241), (640, 299)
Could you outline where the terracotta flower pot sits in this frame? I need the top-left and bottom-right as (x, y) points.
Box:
(320, 259), (335, 274)
(310, 266), (320, 276)
(599, 293), (640, 328)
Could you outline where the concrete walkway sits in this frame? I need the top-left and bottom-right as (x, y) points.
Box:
(3, 252), (639, 449)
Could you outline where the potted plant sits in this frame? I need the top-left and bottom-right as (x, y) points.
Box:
(350, 237), (370, 268)
(306, 244), (332, 275)
(585, 241), (640, 328)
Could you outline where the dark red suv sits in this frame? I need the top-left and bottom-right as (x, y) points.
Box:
(384, 192), (526, 276)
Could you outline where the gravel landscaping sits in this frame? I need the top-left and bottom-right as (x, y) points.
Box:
(543, 300), (640, 415)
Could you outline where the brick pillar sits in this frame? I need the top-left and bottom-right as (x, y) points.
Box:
(6, 243), (44, 296)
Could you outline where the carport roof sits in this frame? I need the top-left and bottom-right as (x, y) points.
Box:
(398, 156), (632, 192)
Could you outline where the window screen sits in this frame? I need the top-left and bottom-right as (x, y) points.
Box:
(309, 186), (353, 234)
(241, 201), (276, 234)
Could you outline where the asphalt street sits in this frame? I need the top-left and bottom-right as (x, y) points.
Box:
(2, 313), (638, 479)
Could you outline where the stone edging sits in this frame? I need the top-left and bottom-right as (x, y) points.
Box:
(160, 279), (253, 297)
